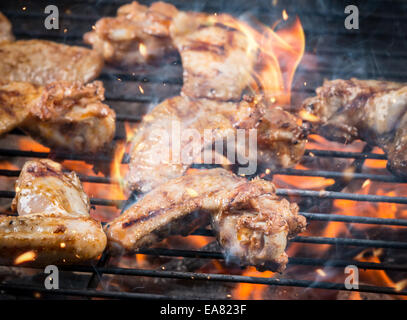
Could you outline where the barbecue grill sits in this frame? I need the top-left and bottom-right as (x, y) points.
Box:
(1, 0), (407, 300)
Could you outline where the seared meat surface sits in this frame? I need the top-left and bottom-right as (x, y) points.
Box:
(0, 160), (106, 265)
(212, 193), (305, 272)
(0, 80), (115, 153)
(0, 12), (14, 43)
(170, 12), (258, 101)
(21, 81), (116, 153)
(84, 1), (178, 66)
(125, 95), (306, 193)
(301, 78), (407, 177)
(12, 159), (90, 216)
(107, 168), (306, 271)
(0, 81), (41, 136)
(0, 40), (103, 85)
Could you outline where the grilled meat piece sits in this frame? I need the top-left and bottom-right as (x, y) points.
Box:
(212, 193), (305, 272)
(11, 159), (90, 216)
(84, 1), (178, 66)
(170, 12), (258, 101)
(0, 159), (106, 265)
(0, 40), (103, 85)
(21, 81), (116, 153)
(107, 168), (306, 271)
(0, 213), (107, 265)
(125, 95), (306, 193)
(301, 78), (407, 177)
(0, 80), (115, 153)
(0, 81), (41, 136)
(0, 12), (14, 43)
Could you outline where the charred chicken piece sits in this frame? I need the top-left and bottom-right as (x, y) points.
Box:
(107, 168), (306, 272)
(301, 78), (407, 177)
(0, 40), (103, 85)
(170, 12), (258, 101)
(0, 81), (41, 136)
(21, 81), (116, 153)
(11, 159), (90, 216)
(125, 95), (306, 193)
(0, 159), (106, 265)
(212, 193), (305, 272)
(0, 12), (14, 43)
(84, 1), (178, 66)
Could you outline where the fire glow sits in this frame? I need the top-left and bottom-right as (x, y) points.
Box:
(14, 250), (36, 265)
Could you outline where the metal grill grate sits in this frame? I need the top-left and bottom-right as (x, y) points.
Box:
(1, 0), (407, 300)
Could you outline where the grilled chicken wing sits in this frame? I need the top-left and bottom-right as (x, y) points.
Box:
(20, 81), (116, 153)
(107, 168), (306, 271)
(0, 40), (103, 85)
(11, 159), (90, 216)
(84, 1), (178, 66)
(0, 12), (14, 43)
(0, 159), (106, 265)
(170, 12), (258, 101)
(301, 78), (407, 177)
(125, 95), (306, 193)
(212, 193), (305, 271)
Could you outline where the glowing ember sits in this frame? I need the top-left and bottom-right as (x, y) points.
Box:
(139, 43), (147, 57)
(362, 179), (371, 189)
(282, 10), (288, 21)
(14, 250), (37, 265)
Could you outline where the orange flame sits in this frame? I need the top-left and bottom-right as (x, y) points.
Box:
(232, 267), (274, 299)
(110, 122), (138, 201)
(216, 14), (304, 106)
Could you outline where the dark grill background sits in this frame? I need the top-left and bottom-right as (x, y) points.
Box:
(0, 0), (407, 299)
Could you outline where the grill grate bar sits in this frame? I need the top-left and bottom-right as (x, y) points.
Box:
(1, 168), (404, 185)
(1, 187), (407, 206)
(15, 266), (407, 297)
(270, 168), (406, 183)
(0, 149), (112, 162)
(0, 169), (115, 184)
(276, 189), (407, 204)
(304, 149), (387, 160)
(0, 188), (406, 205)
(136, 248), (407, 271)
(0, 284), (174, 300)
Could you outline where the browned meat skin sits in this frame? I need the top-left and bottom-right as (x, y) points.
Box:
(0, 81), (42, 136)
(0, 81), (115, 153)
(84, 1), (178, 66)
(21, 81), (116, 153)
(11, 159), (90, 216)
(107, 168), (306, 272)
(0, 213), (107, 266)
(170, 12), (258, 101)
(0, 159), (106, 266)
(212, 194), (305, 272)
(301, 78), (407, 177)
(125, 95), (306, 193)
(0, 40), (103, 85)
(0, 12), (14, 43)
